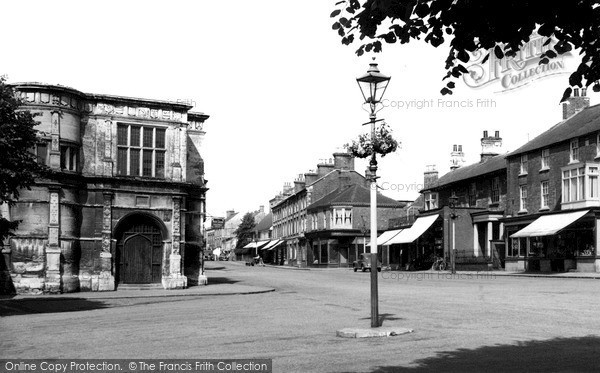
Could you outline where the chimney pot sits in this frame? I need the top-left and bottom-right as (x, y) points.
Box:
(483, 130), (488, 138)
(495, 130), (500, 138)
(574, 88), (580, 97)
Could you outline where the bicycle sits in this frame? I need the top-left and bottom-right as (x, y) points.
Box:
(432, 256), (447, 271)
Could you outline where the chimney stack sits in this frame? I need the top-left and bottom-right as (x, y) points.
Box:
(304, 170), (318, 186)
(450, 144), (465, 170)
(283, 182), (294, 195)
(333, 151), (355, 171)
(480, 130), (502, 162)
(226, 210), (236, 219)
(562, 87), (590, 120)
(424, 165), (438, 189)
(294, 174), (306, 193)
(317, 158), (335, 177)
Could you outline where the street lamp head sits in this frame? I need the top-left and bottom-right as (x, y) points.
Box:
(356, 60), (391, 105)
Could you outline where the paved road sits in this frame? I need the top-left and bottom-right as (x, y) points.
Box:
(2, 263), (600, 372)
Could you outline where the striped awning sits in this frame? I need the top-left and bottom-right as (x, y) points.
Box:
(366, 229), (403, 246)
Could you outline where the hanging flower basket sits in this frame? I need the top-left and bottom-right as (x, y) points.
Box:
(345, 123), (399, 158)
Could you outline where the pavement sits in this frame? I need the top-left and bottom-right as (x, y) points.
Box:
(0, 262), (274, 301)
(254, 260), (600, 279)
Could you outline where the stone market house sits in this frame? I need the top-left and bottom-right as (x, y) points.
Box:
(503, 88), (600, 272)
(413, 133), (508, 270)
(0, 83), (209, 294)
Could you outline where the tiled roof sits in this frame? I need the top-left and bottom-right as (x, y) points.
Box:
(422, 154), (507, 192)
(508, 103), (600, 157)
(255, 212), (272, 232)
(307, 184), (403, 211)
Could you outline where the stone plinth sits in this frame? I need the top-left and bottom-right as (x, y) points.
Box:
(336, 327), (413, 338)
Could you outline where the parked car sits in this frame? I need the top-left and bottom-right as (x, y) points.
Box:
(353, 253), (382, 272)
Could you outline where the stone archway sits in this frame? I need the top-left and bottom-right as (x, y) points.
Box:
(115, 214), (165, 284)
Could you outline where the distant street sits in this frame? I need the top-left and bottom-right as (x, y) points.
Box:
(3, 263), (600, 372)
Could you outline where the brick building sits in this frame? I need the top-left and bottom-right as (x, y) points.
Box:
(414, 132), (508, 270)
(503, 88), (600, 272)
(0, 83), (209, 294)
(270, 151), (403, 267)
(305, 184), (403, 268)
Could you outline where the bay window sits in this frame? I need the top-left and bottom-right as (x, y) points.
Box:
(561, 163), (600, 208)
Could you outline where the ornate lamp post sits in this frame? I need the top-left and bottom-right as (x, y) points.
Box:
(448, 192), (459, 274)
(356, 60), (391, 328)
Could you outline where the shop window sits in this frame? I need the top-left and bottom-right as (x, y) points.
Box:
(320, 243), (328, 263)
(508, 235), (527, 257)
(116, 124), (167, 178)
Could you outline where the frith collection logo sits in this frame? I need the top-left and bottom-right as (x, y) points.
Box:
(463, 32), (571, 92)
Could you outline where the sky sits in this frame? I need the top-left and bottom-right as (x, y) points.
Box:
(2, 1), (594, 222)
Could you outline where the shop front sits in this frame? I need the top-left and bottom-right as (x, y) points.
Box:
(505, 209), (600, 272)
(385, 214), (442, 270)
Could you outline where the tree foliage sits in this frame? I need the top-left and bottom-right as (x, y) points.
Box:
(0, 76), (46, 241)
(234, 212), (257, 250)
(331, 0), (600, 101)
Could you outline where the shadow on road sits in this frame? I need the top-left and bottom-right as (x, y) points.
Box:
(0, 298), (108, 317)
(366, 335), (600, 372)
(207, 277), (240, 285)
(359, 313), (405, 325)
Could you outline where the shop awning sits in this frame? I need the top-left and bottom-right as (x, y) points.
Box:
(262, 239), (282, 250)
(385, 214), (439, 245)
(510, 210), (589, 238)
(351, 237), (370, 245)
(243, 240), (270, 249)
(366, 229), (403, 246)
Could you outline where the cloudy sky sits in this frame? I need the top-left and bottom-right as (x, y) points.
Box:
(2, 1), (592, 220)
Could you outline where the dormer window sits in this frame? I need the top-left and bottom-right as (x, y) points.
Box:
(424, 192), (438, 210)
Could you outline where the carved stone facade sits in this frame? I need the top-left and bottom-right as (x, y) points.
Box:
(1, 83), (209, 294)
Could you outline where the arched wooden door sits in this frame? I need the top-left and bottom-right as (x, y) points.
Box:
(117, 221), (163, 284)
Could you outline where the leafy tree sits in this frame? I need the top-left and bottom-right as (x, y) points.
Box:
(234, 212), (257, 250)
(0, 76), (46, 242)
(331, 0), (600, 101)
